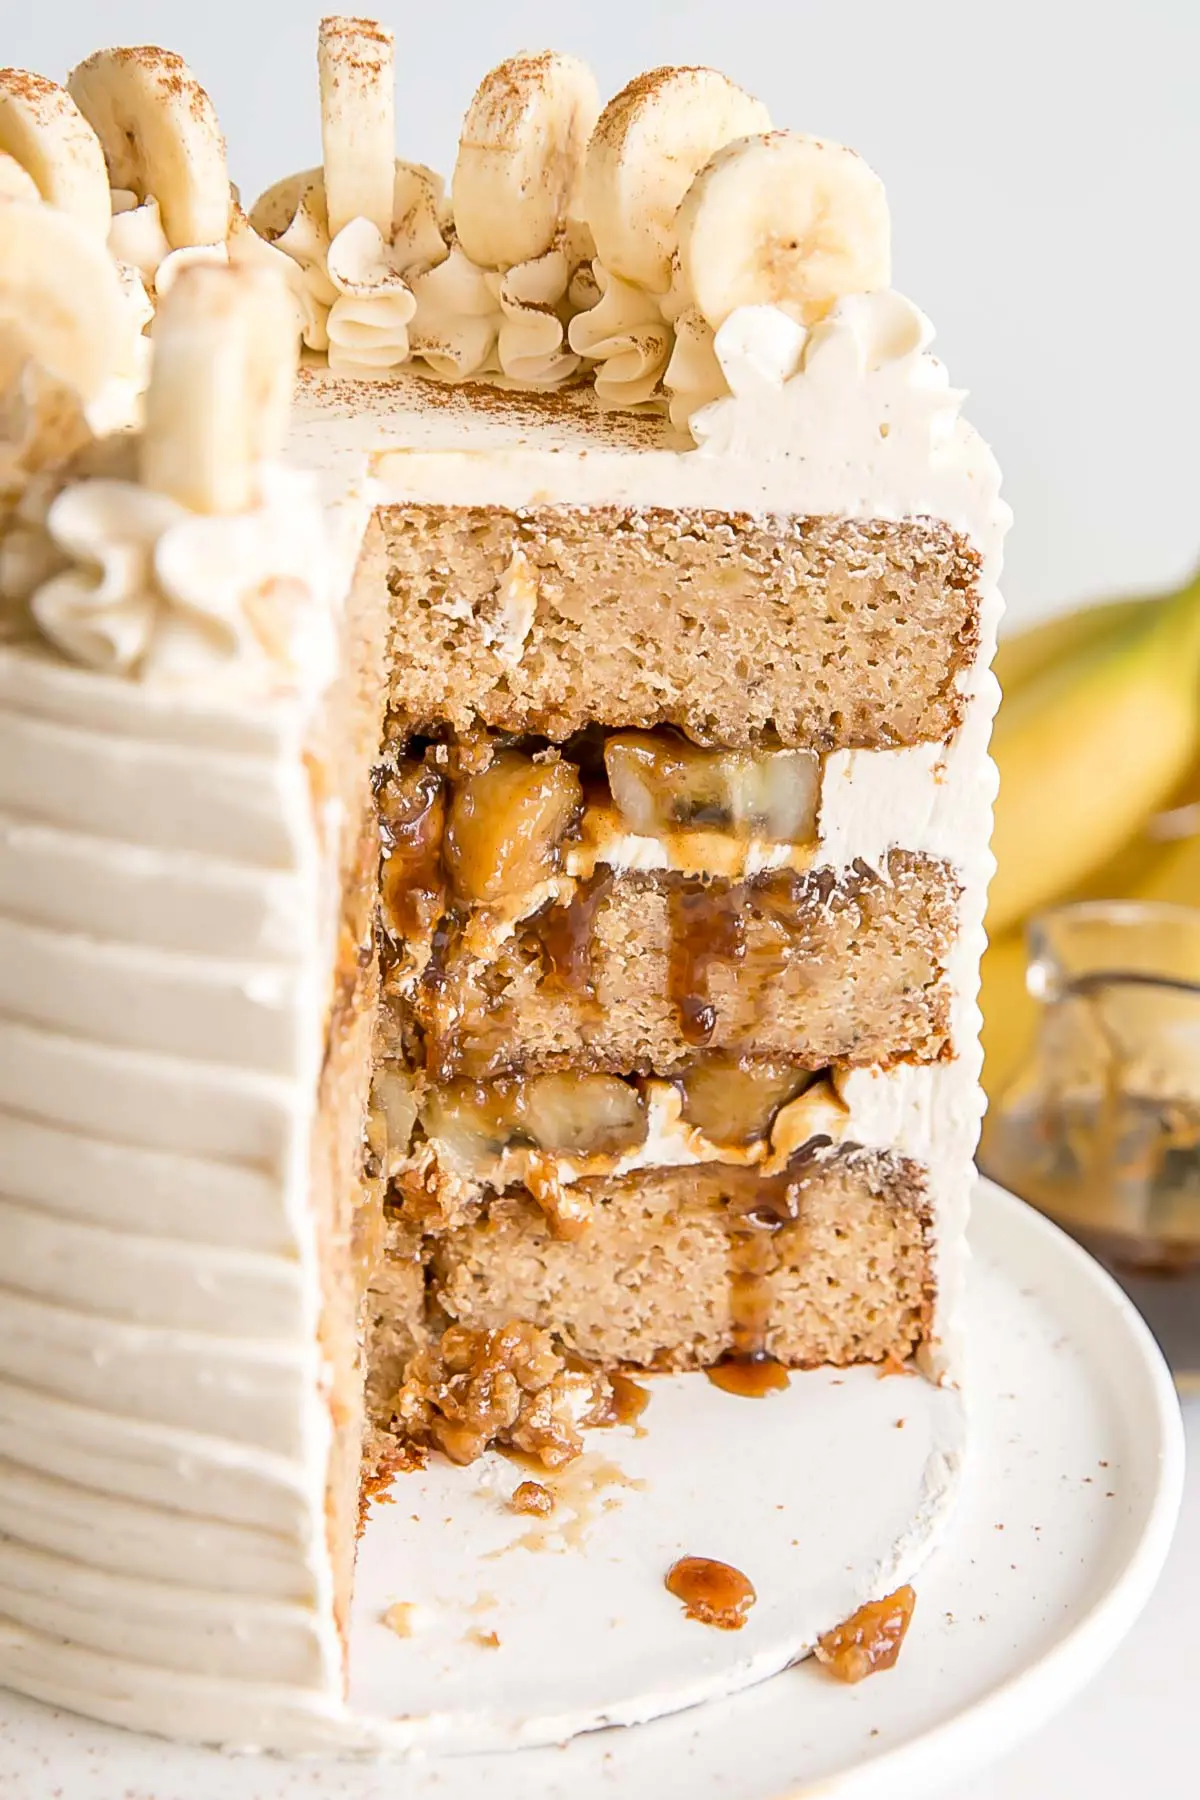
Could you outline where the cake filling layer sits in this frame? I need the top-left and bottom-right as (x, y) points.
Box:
(381, 506), (981, 750)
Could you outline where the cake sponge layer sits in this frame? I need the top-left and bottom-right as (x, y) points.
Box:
(388, 852), (957, 1080)
(427, 1150), (931, 1369)
(382, 506), (981, 750)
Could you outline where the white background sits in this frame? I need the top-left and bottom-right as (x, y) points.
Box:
(8, 0), (1200, 629)
(5, 5), (1199, 1795)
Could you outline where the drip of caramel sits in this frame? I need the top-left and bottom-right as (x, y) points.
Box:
(710, 1149), (828, 1375)
(539, 871), (613, 996)
(667, 878), (746, 1045)
(605, 1371), (651, 1428)
(706, 1355), (790, 1397)
(377, 765), (445, 943)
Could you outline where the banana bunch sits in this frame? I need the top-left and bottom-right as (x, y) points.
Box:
(982, 565), (1200, 1104)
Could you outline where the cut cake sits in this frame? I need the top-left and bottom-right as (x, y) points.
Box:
(0, 20), (1007, 1752)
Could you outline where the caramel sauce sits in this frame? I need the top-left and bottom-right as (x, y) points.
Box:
(493, 1453), (648, 1557)
(667, 879), (746, 1045)
(708, 1152), (824, 1373)
(727, 1219), (776, 1362)
(539, 871), (613, 996)
(814, 1584), (917, 1682)
(377, 765), (446, 943)
(605, 1371), (651, 1429)
(665, 1556), (756, 1629)
(706, 1355), (790, 1397)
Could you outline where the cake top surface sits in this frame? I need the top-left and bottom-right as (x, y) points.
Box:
(0, 17), (1009, 699)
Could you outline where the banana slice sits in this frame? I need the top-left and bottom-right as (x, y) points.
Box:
(0, 68), (111, 239)
(452, 51), (600, 269)
(0, 196), (129, 401)
(141, 263), (299, 515)
(0, 151), (39, 203)
(68, 46), (231, 249)
(318, 16), (395, 239)
(581, 67), (770, 295)
(676, 130), (891, 331)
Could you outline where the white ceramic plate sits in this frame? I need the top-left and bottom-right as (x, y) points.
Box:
(0, 1180), (1183, 1798)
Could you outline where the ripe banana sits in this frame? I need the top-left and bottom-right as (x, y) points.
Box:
(68, 46), (230, 249)
(988, 573), (1200, 935)
(979, 929), (1038, 1109)
(453, 52), (599, 269)
(141, 263), (299, 515)
(318, 16), (395, 240)
(0, 68), (111, 239)
(0, 151), (39, 203)
(581, 66), (769, 294)
(994, 592), (1159, 698)
(676, 131), (891, 331)
(0, 196), (129, 401)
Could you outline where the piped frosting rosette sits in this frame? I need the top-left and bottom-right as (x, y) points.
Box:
(2, 259), (331, 694)
(0, 66), (164, 423)
(0, 194), (138, 545)
(252, 28), (599, 385)
(568, 68), (894, 425)
(0, 50), (321, 413)
(250, 19), (445, 372)
(567, 67), (771, 408)
(686, 292), (972, 471)
(406, 51), (598, 386)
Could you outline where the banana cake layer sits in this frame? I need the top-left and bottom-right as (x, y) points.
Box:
(366, 1150), (931, 1399)
(383, 851), (958, 1081)
(381, 505), (981, 751)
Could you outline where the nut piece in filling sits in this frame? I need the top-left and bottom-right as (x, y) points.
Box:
(814, 1584), (917, 1681)
(421, 1072), (648, 1166)
(605, 732), (820, 842)
(665, 1555), (757, 1629)
(444, 749), (582, 903)
(677, 1057), (815, 1145)
(510, 1479), (554, 1516)
(392, 1321), (614, 1468)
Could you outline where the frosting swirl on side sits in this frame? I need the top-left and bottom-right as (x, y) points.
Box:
(19, 467), (333, 693)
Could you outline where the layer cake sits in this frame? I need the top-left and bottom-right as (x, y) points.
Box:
(0, 19), (1007, 1752)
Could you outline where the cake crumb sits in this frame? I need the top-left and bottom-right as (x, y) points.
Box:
(467, 1628), (501, 1650)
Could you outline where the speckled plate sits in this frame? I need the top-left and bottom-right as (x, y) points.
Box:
(0, 1180), (1183, 1798)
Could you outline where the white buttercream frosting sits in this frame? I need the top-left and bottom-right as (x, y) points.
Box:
(567, 261), (672, 406)
(0, 150), (1007, 1749)
(407, 234), (585, 386)
(270, 163), (448, 372)
(0, 478), (350, 1741)
(13, 465), (334, 694)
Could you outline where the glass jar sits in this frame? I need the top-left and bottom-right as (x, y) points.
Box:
(981, 901), (1200, 1377)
